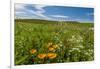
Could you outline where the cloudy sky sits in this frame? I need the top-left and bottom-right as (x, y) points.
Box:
(15, 3), (94, 23)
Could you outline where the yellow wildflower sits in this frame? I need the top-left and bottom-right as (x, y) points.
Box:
(52, 44), (59, 49)
(38, 54), (46, 59)
(48, 47), (55, 51)
(47, 53), (57, 59)
(30, 49), (37, 54)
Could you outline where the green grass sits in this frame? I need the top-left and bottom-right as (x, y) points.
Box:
(15, 19), (94, 65)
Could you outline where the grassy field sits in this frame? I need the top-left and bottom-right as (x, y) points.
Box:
(14, 19), (94, 65)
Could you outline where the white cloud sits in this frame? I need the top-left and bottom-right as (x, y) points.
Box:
(74, 18), (93, 23)
(15, 4), (62, 20)
(15, 4), (69, 21)
(15, 4), (26, 11)
(15, 4), (36, 15)
(50, 15), (69, 18)
(50, 15), (70, 21)
(15, 11), (26, 14)
(33, 5), (47, 12)
(15, 4), (28, 17)
(15, 4), (38, 19)
(32, 4), (52, 20)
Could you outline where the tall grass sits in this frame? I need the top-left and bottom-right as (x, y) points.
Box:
(15, 19), (94, 65)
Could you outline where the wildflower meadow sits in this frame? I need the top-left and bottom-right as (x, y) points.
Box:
(14, 19), (94, 65)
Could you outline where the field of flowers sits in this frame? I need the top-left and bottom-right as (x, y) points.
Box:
(14, 19), (94, 65)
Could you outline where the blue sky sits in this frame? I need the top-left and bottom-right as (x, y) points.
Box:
(15, 3), (94, 23)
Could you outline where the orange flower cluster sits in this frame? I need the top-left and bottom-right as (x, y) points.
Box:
(37, 53), (57, 59)
(30, 42), (59, 62)
(47, 42), (59, 52)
